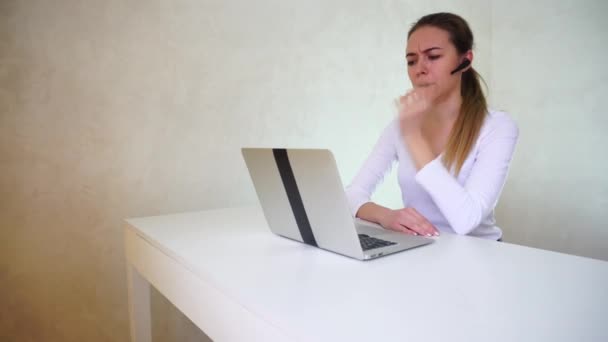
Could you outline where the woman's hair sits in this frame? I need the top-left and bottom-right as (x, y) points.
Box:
(408, 12), (487, 175)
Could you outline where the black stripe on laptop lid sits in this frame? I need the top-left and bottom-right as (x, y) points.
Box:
(272, 149), (318, 247)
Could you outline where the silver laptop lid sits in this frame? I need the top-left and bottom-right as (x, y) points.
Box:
(241, 148), (364, 259)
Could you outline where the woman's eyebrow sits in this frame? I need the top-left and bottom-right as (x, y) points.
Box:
(406, 47), (442, 57)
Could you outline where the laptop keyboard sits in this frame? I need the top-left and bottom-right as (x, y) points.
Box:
(358, 234), (397, 251)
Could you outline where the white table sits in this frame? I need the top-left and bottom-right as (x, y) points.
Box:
(124, 206), (608, 342)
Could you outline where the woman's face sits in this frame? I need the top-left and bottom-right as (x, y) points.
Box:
(406, 26), (466, 97)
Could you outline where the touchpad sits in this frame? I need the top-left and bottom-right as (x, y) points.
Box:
(354, 218), (386, 236)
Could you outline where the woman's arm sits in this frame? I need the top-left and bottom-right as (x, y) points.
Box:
(346, 120), (439, 236)
(414, 114), (519, 235)
(345, 121), (398, 217)
(356, 202), (393, 223)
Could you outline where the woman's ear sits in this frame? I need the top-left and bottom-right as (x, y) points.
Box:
(451, 50), (474, 75)
(465, 50), (474, 64)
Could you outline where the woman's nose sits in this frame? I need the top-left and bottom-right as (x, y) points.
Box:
(415, 60), (428, 77)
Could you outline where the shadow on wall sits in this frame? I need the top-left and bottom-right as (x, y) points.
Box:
(497, 182), (608, 262)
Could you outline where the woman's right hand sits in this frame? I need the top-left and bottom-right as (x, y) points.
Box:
(395, 85), (439, 137)
(379, 207), (439, 237)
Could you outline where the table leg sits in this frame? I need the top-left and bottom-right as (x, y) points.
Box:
(127, 263), (152, 342)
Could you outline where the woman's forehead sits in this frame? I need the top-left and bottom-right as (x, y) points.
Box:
(406, 27), (450, 52)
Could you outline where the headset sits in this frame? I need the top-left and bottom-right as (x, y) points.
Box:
(450, 58), (471, 75)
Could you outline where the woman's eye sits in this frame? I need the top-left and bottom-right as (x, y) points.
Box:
(428, 55), (441, 60)
(407, 60), (415, 66)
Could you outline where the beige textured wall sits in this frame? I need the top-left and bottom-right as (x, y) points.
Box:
(0, 1), (490, 341)
(491, 0), (608, 261)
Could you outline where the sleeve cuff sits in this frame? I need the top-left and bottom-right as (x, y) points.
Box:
(349, 195), (370, 218)
(414, 155), (452, 191)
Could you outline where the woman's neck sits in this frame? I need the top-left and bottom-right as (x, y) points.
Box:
(421, 87), (462, 152)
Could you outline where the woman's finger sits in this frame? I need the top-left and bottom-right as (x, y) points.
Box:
(408, 209), (440, 236)
(397, 224), (419, 235)
(397, 211), (428, 236)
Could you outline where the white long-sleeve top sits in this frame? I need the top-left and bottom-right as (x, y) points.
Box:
(345, 110), (519, 240)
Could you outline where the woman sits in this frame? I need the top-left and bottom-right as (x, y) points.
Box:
(345, 12), (518, 241)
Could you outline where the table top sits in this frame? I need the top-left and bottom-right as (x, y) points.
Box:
(126, 206), (608, 342)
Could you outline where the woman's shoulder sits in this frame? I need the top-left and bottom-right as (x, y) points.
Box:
(480, 109), (519, 139)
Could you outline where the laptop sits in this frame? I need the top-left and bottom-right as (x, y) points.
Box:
(241, 148), (433, 260)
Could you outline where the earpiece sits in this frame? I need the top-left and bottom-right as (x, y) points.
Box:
(450, 59), (471, 75)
